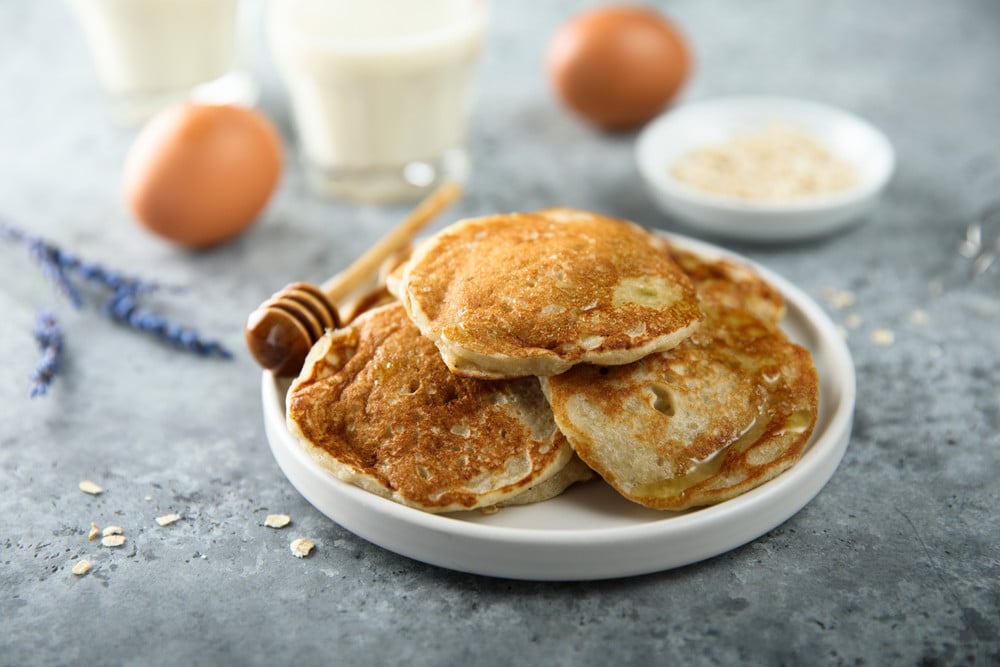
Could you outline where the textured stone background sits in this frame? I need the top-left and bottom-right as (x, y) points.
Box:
(1, 1), (998, 665)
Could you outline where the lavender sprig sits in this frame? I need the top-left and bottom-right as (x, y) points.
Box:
(54, 249), (178, 296)
(30, 310), (63, 398)
(0, 222), (24, 242)
(102, 288), (233, 359)
(1, 222), (174, 298)
(26, 237), (84, 309)
(3, 221), (232, 380)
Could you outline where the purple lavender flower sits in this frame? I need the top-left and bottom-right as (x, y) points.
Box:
(1, 223), (170, 298)
(26, 238), (85, 308)
(55, 250), (176, 296)
(0, 223), (24, 243)
(102, 288), (232, 359)
(3, 221), (232, 389)
(30, 310), (63, 398)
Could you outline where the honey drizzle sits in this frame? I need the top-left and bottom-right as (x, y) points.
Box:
(632, 411), (771, 500)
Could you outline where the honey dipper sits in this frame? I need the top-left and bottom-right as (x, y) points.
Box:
(244, 182), (462, 376)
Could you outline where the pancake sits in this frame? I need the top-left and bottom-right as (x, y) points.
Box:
(540, 245), (818, 511)
(286, 303), (574, 512)
(392, 209), (701, 379)
(661, 243), (786, 326)
(496, 453), (594, 508)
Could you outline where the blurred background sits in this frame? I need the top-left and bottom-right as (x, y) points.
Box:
(3, 0), (998, 244)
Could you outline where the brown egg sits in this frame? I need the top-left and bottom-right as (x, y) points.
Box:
(546, 5), (692, 131)
(124, 103), (283, 248)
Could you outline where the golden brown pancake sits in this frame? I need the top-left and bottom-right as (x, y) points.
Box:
(663, 243), (786, 326)
(392, 209), (701, 379)
(496, 453), (594, 508)
(286, 303), (574, 512)
(540, 245), (818, 511)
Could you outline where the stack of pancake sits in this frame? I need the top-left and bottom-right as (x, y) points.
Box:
(286, 208), (819, 513)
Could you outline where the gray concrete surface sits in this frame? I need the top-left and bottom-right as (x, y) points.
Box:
(1, 1), (998, 665)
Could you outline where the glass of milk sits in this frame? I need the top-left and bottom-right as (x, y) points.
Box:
(69, 0), (258, 126)
(268, 0), (488, 202)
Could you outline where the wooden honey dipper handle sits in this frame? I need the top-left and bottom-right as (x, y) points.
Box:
(245, 182), (462, 377)
(320, 181), (463, 304)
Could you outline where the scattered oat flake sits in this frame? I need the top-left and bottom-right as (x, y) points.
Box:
(845, 313), (863, 329)
(265, 514), (291, 529)
(102, 525), (123, 537)
(102, 534), (126, 548)
(72, 560), (92, 576)
(144, 496), (153, 502)
(156, 513), (182, 527)
(821, 288), (856, 310)
(290, 538), (315, 558)
(871, 329), (895, 346)
(88, 522), (100, 540)
(79, 480), (103, 495)
(910, 310), (928, 326)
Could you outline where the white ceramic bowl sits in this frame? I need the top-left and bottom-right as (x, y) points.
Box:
(635, 96), (895, 242)
(261, 234), (856, 581)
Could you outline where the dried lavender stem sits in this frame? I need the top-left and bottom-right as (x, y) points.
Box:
(102, 288), (232, 359)
(1, 222), (172, 297)
(3, 221), (231, 375)
(27, 238), (84, 308)
(30, 310), (63, 398)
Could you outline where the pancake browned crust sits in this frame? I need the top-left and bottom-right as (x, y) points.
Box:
(286, 303), (574, 512)
(540, 246), (818, 511)
(496, 453), (594, 508)
(663, 244), (786, 326)
(392, 209), (701, 379)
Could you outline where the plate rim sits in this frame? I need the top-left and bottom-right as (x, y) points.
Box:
(261, 232), (856, 578)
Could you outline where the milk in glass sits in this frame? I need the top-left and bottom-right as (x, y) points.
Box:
(69, 0), (247, 125)
(268, 0), (487, 202)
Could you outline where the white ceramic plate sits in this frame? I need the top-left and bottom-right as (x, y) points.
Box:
(261, 234), (855, 580)
(635, 96), (895, 242)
